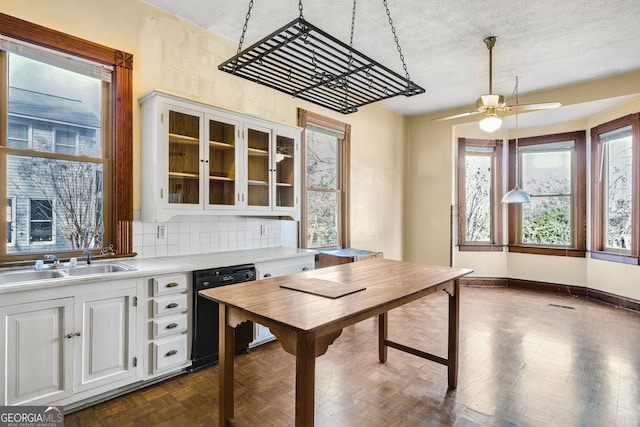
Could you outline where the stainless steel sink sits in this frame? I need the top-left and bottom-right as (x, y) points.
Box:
(0, 269), (66, 284)
(64, 263), (135, 276)
(0, 262), (136, 285)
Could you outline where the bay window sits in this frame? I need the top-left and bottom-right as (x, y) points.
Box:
(507, 131), (586, 256)
(590, 114), (640, 264)
(457, 138), (503, 250)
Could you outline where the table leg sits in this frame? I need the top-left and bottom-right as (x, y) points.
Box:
(378, 312), (388, 363)
(447, 279), (460, 389)
(219, 304), (236, 426)
(295, 331), (316, 426)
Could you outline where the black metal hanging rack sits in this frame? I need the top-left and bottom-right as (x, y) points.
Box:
(218, 11), (425, 114)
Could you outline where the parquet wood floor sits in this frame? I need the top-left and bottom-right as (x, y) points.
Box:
(65, 286), (640, 426)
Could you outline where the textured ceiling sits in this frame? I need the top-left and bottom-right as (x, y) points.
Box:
(143, 0), (640, 119)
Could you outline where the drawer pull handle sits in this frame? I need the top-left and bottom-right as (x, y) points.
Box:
(263, 273), (272, 278)
(166, 303), (179, 309)
(165, 350), (178, 357)
(65, 332), (81, 339)
(166, 323), (179, 329)
(166, 282), (179, 288)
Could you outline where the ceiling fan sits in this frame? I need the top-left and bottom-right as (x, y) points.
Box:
(433, 36), (561, 132)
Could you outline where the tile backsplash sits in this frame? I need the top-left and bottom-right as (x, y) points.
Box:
(132, 215), (297, 258)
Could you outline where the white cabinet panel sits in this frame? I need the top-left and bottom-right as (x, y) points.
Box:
(0, 298), (73, 406)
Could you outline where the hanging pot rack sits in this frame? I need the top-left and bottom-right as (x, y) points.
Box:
(218, 0), (425, 114)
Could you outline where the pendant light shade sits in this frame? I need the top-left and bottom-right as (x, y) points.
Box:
(479, 113), (502, 133)
(501, 186), (531, 203)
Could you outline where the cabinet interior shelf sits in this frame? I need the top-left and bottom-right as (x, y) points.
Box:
(248, 147), (269, 156)
(248, 180), (269, 186)
(276, 182), (294, 187)
(209, 175), (234, 181)
(169, 171), (199, 179)
(210, 141), (234, 150)
(169, 133), (199, 145)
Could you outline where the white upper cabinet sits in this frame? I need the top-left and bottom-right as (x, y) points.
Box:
(140, 91), (301, 222)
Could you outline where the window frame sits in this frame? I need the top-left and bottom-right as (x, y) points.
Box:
(0, 12), (133, 264)
(297, 109), (351, 249)
(6, 196), (15, 246)
(590, 113), (640, 265)
(506, 131), (586, 257)
(457, 138), (503, 251)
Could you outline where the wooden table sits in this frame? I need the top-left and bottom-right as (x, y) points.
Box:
(199, 258), (472, 426)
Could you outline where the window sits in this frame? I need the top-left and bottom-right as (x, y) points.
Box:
(29, 199), (53, 242)
(298, 109), (350, 249)
(6, 197), (15, 245)
(590, 113), (640, 264)
(54, 129), (78, 155)
(507, 131), (586, 256)
(457, 138), (502, 250)
(7, 121), (29, 149)
(0, 13), (133, 263)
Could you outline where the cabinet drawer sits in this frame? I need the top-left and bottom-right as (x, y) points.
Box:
(152, 294), (188, 317)
(257, 258), (314, 279)
(152, 335), (188, 373)
(152, 314), (188, 339)
(153, 275), (188, 296)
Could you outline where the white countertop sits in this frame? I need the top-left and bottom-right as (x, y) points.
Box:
(0, 247), (317, 295)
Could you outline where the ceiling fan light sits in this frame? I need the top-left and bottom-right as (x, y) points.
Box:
(501, 186), (532, 203)
(479, 114), (502, 132)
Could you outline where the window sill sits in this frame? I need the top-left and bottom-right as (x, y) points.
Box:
(590, 251), (639, 265)
(508, 246), (586, 257)
(458, 245), (504, 252)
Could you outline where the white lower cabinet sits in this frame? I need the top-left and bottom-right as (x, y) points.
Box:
(143, 273), (191, 379)
(0, 280), (139, 406)
(251, 255), (315, 347)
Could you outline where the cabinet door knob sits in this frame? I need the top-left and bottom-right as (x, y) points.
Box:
(166, 303), (179, 309)
(166, 323), (179, 329)
(65, 333), (74, 339)
(263, 273), (272, 278)
(302, 267), (309, 271)
(166, 282), (179, 288)
(165, 350), (178, 357)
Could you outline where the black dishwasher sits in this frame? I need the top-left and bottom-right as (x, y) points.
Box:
(191, 264), (256, 371)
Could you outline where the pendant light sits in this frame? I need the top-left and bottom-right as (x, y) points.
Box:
(502, 77), (531, 204)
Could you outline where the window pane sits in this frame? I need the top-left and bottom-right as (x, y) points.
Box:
(306, 125), (338, 189)
(521, 149), (572, 195)
(8, 155), (103, 253)
(522, 196), (571, 245)
(464, 155), (491, 242)
(8, 53), (102, 157)
(55, 129), (77, 155)
(603, 128), (632, 251)
(306, 190), (338, 248)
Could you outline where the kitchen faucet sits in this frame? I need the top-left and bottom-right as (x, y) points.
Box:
(83, 250), (92, 265)
(44, 254), (59, 268)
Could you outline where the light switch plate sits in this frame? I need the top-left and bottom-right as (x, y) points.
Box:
(157, 225), (167, 239)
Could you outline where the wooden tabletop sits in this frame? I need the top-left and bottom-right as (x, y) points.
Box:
(199, 258), (473, 335)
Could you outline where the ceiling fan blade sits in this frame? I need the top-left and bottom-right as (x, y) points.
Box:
(505, 102), (562, 111)
(432, 110), (482, 121)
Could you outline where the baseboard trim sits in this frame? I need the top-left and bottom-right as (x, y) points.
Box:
(460, 277), (640, 313)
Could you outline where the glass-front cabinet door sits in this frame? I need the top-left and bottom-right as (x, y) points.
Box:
(274, 131), (297, 209)
(245, 124), (271, 209)
(167, 109), (202, 206)
(207, 117), (239, 208)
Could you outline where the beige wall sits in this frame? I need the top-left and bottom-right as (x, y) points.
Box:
(409, 71), (640, 299)
(4, 0), (406, 260)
